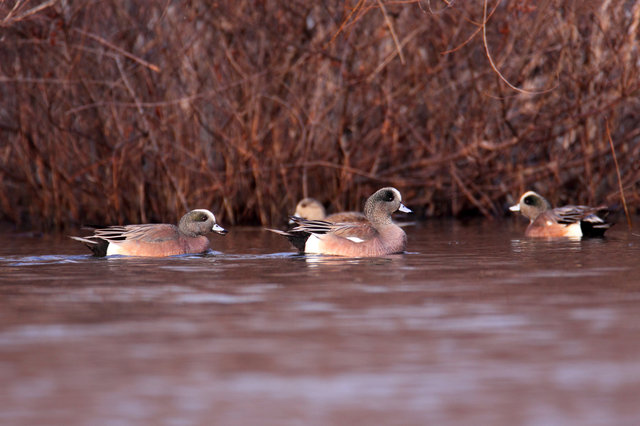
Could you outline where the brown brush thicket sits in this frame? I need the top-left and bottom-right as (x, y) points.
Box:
(0, 0), (639, 229)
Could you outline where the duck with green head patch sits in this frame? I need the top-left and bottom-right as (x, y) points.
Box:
(509, 191), (613, 238)
(71, 209), (228, 257)
(270, 187), (412, 257)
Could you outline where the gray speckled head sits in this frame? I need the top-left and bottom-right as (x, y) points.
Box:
(363, 187), (409, 225)
(179, 209), (227, 237)
(509, 191), (552, 221)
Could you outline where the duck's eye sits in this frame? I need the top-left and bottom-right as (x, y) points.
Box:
(382, 190), (395, 202)
(198, 214), (208, 222)
(523, 195), (535, 206)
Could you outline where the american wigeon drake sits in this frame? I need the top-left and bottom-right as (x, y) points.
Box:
(291, 197), (367, 223)
(509, 191), (613, 238)
(71, 209), (228, 257)
(272, 187), (411, 257)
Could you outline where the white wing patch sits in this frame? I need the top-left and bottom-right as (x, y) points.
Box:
(346, 236), (365, 243)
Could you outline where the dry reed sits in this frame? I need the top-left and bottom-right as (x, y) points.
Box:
(0, 0), (639, 229)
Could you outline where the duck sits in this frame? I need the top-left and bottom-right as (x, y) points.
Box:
(71, 209), (228, 257)
(271, 187), (411, 256)
(509, 191), (613, 237)
(291, 197), (366, 223)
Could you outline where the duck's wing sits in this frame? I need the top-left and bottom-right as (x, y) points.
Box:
(552, 205), (613, 234)
(290, 217), (378, 242)
(552, 206), (600, 224)
(329, 222), (379, 242)
(289, 217), (335, 234)
(91, 224), (178, 243)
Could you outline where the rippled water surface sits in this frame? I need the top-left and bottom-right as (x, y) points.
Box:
(1, 220), (640, 425)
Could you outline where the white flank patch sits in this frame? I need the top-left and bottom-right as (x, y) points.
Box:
(305, 234), (324, 254)
(346, 236), (365, 243)
(106, 243), (123, 256)
(564, 223), (583, 237)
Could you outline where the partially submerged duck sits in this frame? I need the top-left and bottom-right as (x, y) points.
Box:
(71, 209), (227, 257)
(509, 191), (613, 238)
(271, 187), (411, 257)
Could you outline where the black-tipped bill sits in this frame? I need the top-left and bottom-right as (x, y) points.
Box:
(212, 224), (228, 235)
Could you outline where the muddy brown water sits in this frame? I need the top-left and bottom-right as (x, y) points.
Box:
(1, 220), (640, 426)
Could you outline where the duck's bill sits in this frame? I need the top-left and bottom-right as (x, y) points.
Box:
(509, 204), (520, 212)
(212, 224), (228, 235)
(398, 203), (412, 213)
